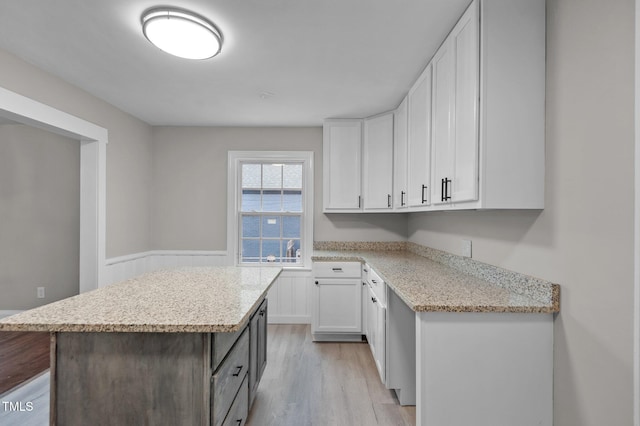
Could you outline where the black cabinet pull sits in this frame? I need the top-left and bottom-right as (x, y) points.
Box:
(358, 195), (361, 208)
(232, 366), (243, 377)
(421, 185), (428, 204)
(401, 191), (405, 206)
(441, 177), (452, 202)
(236, 419), (243, 425)
(314, 280), (319, 285)
(371, 279), (377, 284)
(444, 178), (452, 201)
(371, 297), (377, 303)
(387, 194), (391, 208)
(259, 309), (265, 317)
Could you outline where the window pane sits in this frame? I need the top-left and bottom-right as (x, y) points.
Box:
(282, 239), (301, 262)
(262, 190), (281, 212)
(283, 190), (302, 212)
(263, 164), (282, 188)
(241, 215), (260, 238)
(241, 239), (260, 262)
(282, 216), (300, 238)
(261, 216), (280, 238)
(242, 164), (261, 188)
(241, 190), (260, 212)
(283, 164), (302, 188)
(261, 240), (281, 262)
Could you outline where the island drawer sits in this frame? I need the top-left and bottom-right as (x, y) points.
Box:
(212, 328), (249, 426)
(221, 374), (249, 426)
(212, 327), (244, 371)
(313, 261), (361, 278)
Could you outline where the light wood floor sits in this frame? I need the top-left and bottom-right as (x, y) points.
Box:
(247, 324), (416, 426)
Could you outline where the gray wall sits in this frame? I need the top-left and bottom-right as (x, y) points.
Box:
(151, 126), (407, 250)
(0, 124), (79, 309)
(408, 0), (635, 424)
(0, 49), (153, 258)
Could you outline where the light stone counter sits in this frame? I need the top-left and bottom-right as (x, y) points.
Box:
(0, 266), (282, 333)
(312, 242), (559, 314)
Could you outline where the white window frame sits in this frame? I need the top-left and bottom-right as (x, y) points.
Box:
(227, 151), (314, 269)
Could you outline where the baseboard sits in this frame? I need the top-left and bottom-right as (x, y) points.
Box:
(0, 310), (24, 319)
(311, 333), (365, 342)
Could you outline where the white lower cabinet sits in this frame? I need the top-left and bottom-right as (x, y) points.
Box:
(311, 262), (362, 341)
(365, 284), (386, 384)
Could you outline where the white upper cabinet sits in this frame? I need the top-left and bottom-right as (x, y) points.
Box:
(322, 0), (545, 213)
(406, 64), (432, 209)
(431, 0), (479, 206)
(393, 97), (408, 211)
(363, 112), (394, 211)
(322, 120), (362, 212)
(475, 0), (545, 209)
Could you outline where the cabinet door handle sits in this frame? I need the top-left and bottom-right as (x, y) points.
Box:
(236, 419), (243, 425)
(371, 279), (377, 284)
(444, 177), (452, 201)
(232, 366), (243, 377)
(358, 195), (361, 208)
(401, 191), (405, 206)
(315, 280), (319, 285)
(387, 194), (391, 208)
(441, 178), (445, 202)
(371, 297), (377, 303)
(421, 185), (428, 204)
(259, 309), (265, 317)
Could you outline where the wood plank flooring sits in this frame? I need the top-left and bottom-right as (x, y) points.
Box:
(247, 324), (416, 426)
(0, 332), (50, 395)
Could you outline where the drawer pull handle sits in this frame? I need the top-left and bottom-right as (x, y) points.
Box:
(363, 268), (368, 272)
(232, 366), (243, 377)
(371, 279), (377, 284)
(331, 268), (343, 272)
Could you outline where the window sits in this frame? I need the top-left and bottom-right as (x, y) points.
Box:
(227, 151), (313, 267)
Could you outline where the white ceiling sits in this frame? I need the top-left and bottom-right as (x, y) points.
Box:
(0, 0), (471, 126)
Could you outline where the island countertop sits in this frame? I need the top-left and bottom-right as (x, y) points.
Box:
(313, 245), (559, 314)
(0, 266), (282, 333)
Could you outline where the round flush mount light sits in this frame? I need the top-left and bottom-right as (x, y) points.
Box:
(141, 7), (223, 60)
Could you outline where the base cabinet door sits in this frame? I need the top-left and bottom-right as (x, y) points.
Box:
(249, 298), (268, 407)
(312, 278), (362, 335)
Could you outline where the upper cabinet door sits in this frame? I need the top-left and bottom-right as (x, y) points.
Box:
(430, 37), (456, 206)
(393, 97), (408, 210)
(451, 0), (479, 203)
(406, 64), (432, 208)
(323, 120), (362, 212)
(363, 113), (394, 211)
(431, 0), (479, 206)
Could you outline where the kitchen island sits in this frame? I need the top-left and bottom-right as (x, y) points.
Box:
(0, 266), (281, 426)
(313, 242), (559, 426)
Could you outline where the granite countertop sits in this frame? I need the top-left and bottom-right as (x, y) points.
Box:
(312, 245), (559, 314)
(0, 266), (282, 333)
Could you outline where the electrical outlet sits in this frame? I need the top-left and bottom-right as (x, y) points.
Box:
(37, 287), (45, 299)
(461, 240), (472, 258)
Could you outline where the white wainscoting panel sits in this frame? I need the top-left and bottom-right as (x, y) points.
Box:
(268, 269), (312, 324)
(104, 251), (228, 286)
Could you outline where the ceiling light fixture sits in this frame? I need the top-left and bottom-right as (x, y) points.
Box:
(141, 7), (223, 60)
